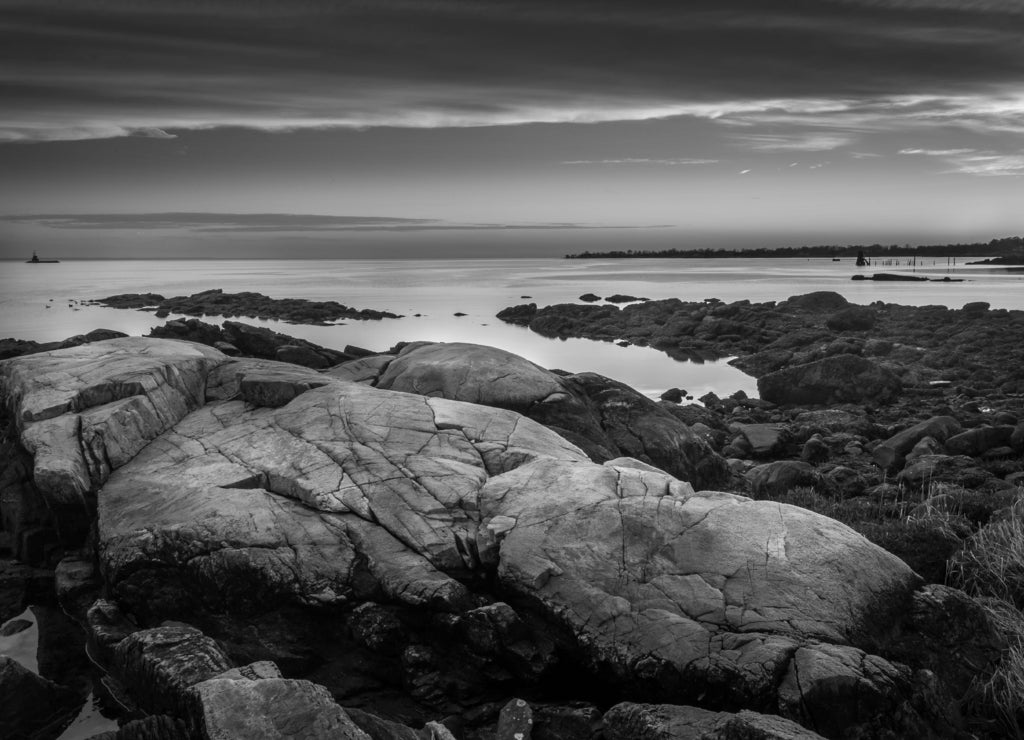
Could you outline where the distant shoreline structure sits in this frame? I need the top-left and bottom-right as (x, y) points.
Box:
(564, 236), (1023, 260)
(26, 250), (60, 263)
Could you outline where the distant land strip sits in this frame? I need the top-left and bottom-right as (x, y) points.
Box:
(564, 236), (1023, 259)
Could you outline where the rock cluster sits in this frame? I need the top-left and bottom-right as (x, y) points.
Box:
(149, 316), (367, 368)
(1, 336), (1003, 738)
(497, 290), (1024, 398)
(92, 288), (401, 324)
(0, 328), (129, 361)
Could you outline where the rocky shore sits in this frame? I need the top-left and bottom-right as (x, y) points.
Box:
(1, 291), (1022, 738)
(497, 291), (1024, 398)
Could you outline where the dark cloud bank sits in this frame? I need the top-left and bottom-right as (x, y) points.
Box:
(2, 0), (1023, 141)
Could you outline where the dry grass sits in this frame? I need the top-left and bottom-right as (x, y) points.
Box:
(949, 512), (1024, 610)
(962, 598), (1024, 739)
(949, 507), (1024, 738)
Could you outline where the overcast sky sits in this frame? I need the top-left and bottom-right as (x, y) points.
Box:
(1, 0), (1022, 258)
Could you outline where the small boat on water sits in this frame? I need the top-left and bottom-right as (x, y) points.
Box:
(26, 251), (60, 263)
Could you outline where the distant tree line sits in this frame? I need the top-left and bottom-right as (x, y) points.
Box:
(564, 236), (1024, 259)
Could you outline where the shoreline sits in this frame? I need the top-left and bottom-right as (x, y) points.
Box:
(1, 292), (1023, 737)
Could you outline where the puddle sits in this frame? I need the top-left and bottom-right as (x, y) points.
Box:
(1, 605), (121, 738)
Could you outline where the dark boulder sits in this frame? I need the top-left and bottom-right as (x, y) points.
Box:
(112, 624), (234, 717)
(603, 702), (825, 739)
(58, 328), (130, 348)
(659, 387), (684, 403)
(148, 317), (351, 367)
(898, 454), (994, 489)
(944, 425), (1015, 457)
(758, 354), (901, 406)
(275, 344), (332, 369)
(826, 306), (877, 331)
(86, 714), (190, 740)
(746, 460), (821, 497)
(800, 435), (830, 463)
(495, 303), (538, 326)
(735, 423), (785, 457)
(778, 291), (849, 313)
(889, 585), (1007, 702)
(873, 416), (962, 471)
(777, 643), (957, 739)
(0, 656), (81, 739)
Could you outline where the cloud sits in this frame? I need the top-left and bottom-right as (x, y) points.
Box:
(899, 147), (976, 156)
(0, 212), (664, 232)
(737, 134), (853, 151)
(561, 158), (718, 166)
(1, 1), (1022, 142)
(898, 146), (1024, 175)
(131, 127), (177, 139)
(823, 0), (1024, 13)
(943, 154), (1024, 176)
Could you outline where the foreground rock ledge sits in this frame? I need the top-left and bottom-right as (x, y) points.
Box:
(0, 338), (958, 737)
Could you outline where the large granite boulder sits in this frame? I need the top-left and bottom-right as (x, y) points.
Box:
(757, 354), (901, 406)
(0, 339), (948, 736)
(0, 338), (225, 546)
(374, 342), (728, 488)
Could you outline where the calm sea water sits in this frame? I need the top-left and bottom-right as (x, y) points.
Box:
(2, 257), (1021, 399)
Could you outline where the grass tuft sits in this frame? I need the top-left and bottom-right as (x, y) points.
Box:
(949, 514), (1024, 611)
(949, 507), (1024, 738)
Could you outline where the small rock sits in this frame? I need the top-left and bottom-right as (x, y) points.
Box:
(85, 599), (139, 665)
(497, 697), (534, 740)
(213, 340), (240, 356)
(737, 423), (784, 457)
(659, 388), (684, 403)
(746, 460), (821, 497)
(0, 618), (32, 636)
(905, 435), (943, 462)
(873, 416), (962, 471)
(801, 435), (830, 463)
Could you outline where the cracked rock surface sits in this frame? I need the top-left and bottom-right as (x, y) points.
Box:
(1, 338), (942, 736)
(374, 341), (730, 488)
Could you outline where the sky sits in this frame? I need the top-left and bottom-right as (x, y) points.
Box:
(1, 0), (1022, 259)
